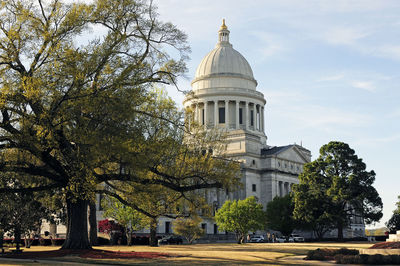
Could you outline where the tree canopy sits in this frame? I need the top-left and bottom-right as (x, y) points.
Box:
(173, 216), (205, 244)
(265, 194), (299, 237)
(215, 196), (265, 244)
(0, 0), (240, 249)
(386, 196), (400, 234)
(293, 141), (383, 240)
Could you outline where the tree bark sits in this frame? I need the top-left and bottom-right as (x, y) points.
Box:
(149, 218), (158, 246)
(126, 228), (132, 246)
(88, 202), (98, 246)
(61, 198), (91, 249)
(337, 221), (344, 242)
(14, 227), (21, 251)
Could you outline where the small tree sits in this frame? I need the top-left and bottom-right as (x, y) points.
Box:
(101, 197), (148, 245)
(173, 216), (204, 244)
(386, 213), (400, 234)
(265, 195), (299, 238)
(386, 197), (400, 234)
(215, 196), (265, 244)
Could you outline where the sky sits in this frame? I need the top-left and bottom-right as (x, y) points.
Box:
(155, 0), (400, 228)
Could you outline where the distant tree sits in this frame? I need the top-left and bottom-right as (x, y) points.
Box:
(292, 141), (383, 241)
(0, 174), (49, 251)
(215, 197), (265, 244)
(173, 216), (205, 244)
(101, 196), (148, 245)
(395, 196), (400, 214)
(265, 195), (299, 237)
(386, 196), (400, 234)
(293, 181), (335, 240)
(386, 213), (400, 234)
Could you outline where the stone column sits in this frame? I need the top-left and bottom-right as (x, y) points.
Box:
(214, 100), (218, 127)
(245, 101), (249, 130)
(195, 103), (198, 122)
(253, 104), (257, 130)
(204, 101), (208, 128)
(235, 101), (239, 129)
(261, 106), (264, 132)
(225, 100), (229, 128)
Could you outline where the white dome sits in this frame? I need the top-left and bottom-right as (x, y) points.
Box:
(191, 21), (257, 91)
(194, 46), (255, 81)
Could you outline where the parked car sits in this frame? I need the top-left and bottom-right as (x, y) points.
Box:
(249, 235), (265, 243)
(158, 235), (183, 245)
(290, 234), (305, 242)
(275, 236), (286, 243)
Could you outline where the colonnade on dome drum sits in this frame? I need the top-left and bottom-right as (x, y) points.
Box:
(188, 99), (265, 133)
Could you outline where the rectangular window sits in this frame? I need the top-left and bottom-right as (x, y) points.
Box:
(201, 223), (207, 233)
(219, 107), (225, 124)
(202, 109), (205, 125)
(239, 108), (243, 124)
(214, 224), (218, 235)
(250, 110), (254, 126)
(252, 184), (256, 192)
(165, 221), (170, 234)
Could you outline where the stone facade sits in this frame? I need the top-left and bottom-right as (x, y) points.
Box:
(181, 21), (312, 235)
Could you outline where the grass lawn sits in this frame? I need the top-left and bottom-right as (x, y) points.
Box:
(0, 242), (374, 265)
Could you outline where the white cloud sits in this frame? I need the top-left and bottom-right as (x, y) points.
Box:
(320, 27), (371, 46)
(375, 45), (400, 61)
(351, 81), (376, 92)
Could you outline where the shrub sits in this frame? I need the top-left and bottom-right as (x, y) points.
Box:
(305, 249), (331, 260)
(389, 255), (400, 264)
(334, 254), (400, 265)
(305, 248), (359, 261)
(338, 248), (359, 255)
(97, 236), (110, 245)
(334, 254), (361, 264)
(367, 254), (383, 265)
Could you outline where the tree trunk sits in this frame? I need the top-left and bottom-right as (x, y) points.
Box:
(337, 221), (344, 242)
(149, 218), (158, 246)
(126, 228), (132, 246)
(14, 227), (21, 251)
(61, 198), (91, 249)
(88, 202), (98, 246)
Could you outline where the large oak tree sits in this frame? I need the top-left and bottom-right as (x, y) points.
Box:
(0, 0), (239, 249)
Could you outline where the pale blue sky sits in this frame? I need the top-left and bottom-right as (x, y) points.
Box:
(156, 0), (400, 228)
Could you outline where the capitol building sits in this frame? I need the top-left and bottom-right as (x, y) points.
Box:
(180, 20), (312, 235)
(42, 20), (365, 239)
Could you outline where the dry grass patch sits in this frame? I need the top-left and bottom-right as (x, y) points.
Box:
(0, 242), (374, 265)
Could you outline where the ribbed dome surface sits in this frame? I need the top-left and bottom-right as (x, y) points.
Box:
(194, 45), (254, 80)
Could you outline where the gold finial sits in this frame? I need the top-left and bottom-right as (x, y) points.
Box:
(220, 19), (227, 30)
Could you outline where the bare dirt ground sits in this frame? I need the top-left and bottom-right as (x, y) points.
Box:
(0, 242), (374, 265)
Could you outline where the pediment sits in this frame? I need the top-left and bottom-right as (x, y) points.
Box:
(275, 145), (309, 163)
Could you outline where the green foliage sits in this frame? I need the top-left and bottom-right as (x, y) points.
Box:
(293, 141), (383, 240)
(101, 196), (148, 232)
(173, 216), (205, 244)
(0, 175), (49, 250)
(265, 194), (298, 236)
(386, 213), (400, 234)
(215, 196), (265, 244)
(0, 0), (240, 249)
